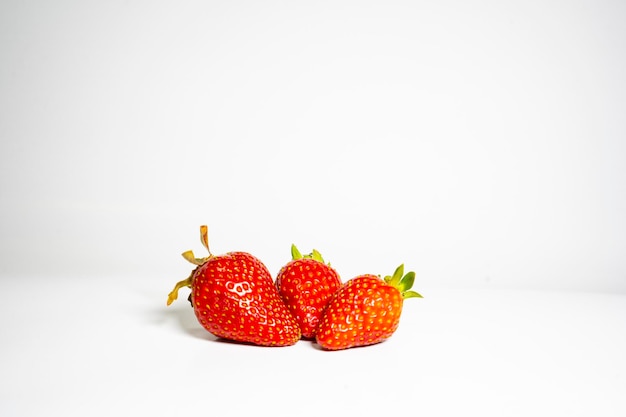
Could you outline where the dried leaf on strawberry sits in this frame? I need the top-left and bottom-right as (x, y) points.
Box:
(167, 225), (300, 347)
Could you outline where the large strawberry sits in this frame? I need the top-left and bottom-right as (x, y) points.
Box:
(315, 264), (422, 350)
(167, 225), (301, 347)
(275, 245), (342, 339)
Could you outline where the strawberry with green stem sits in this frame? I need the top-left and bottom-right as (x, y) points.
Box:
(167, 225), (300, 347)
(316, 264), (422, 350)
(275, 244), (342, 339)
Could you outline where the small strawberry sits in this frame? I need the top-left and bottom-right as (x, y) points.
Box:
(316, 264), (422, 350)
(275, 245), (342, 339)
(167, 225), (300, 347)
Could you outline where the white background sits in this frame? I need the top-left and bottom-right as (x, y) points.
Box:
(1, 1), (625, 416)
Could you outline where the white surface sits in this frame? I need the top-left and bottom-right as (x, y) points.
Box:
(1, 275), (625, 416)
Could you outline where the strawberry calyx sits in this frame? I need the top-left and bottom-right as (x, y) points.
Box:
(383, 264), (423, 299)
(166, 275), (193, 306)
(291, 244), (328, 264)
(166, 225), (215, 306)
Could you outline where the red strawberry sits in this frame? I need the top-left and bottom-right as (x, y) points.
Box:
(275, 245), (342, 339)
(167, 225), (300, 347)
(316, 264), (422, 350)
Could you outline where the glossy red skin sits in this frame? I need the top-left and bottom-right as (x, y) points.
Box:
(191, 252), (301, 347)
(276, 258), (342, 339)
(316, 275), (403, 350)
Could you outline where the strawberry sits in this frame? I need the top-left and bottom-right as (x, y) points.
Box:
(315, 264), (422, 350)
(275, 245), (342, 339)
(167, 225), (300, 347)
